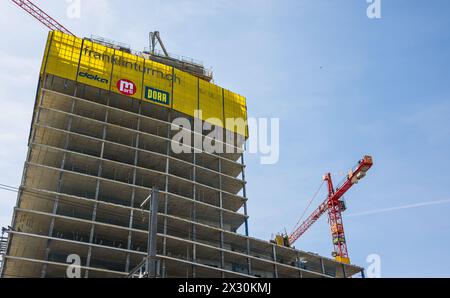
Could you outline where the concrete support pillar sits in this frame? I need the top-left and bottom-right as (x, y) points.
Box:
(84, 95), (110, 278)
(241, 154), (249, 237)
(162, 110), (171, 278)
(41, 85), (77, 278)
(320, 257), (326, 275)
(342, 263), (347, 278)
(218, 157), (225, 277)
(272, 245), (278, 278)
(246, 238), (252, 276)
(191, 136), (197, 278)
(125, 102), (142, 272)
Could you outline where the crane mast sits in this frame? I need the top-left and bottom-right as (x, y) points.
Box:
(276, 155), (373, 264)
(325, 172), (350, 264)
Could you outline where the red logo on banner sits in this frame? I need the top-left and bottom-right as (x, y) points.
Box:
(117, 79), (136, 96)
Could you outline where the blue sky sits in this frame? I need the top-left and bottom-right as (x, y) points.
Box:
(1, 0), (449, 277)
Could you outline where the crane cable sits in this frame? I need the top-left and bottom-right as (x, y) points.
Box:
(0, 184), (18, 193)
(289, 180), (325, 236)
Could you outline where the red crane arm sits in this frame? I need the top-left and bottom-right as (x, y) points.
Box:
(11, 0), (74, 36)
(288, 156), (373, 246)
(329, 156), (373, 204)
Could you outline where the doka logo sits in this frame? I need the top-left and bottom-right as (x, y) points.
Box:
(79, 72), (109, 84)
(117, 79), (136, 96)
(145, 86), (170, 106)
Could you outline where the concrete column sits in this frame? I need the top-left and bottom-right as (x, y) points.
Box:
(218, 157), (225, 277)
(191, 144), (197, 278)
(125, 102), (142, 272)
(162, 110), (171, 277)
(241, 154), (249, 237)
(41, 85), (77, 278)
(342, 263), (347, 278)
(272, 245), (278, 278)
(246, 238), (252, 276)
(84, 95), (110, 278)
(320, 257), (326, 275)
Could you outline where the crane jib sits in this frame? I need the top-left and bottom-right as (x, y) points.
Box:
(282, 155), (373, 264)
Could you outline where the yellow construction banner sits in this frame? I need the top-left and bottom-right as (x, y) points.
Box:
(40, 31), (248, 138)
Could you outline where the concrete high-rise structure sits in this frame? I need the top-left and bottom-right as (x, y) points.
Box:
(0, 31), (363, 278)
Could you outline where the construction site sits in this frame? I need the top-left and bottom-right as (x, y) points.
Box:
(0, 0), (372, 279)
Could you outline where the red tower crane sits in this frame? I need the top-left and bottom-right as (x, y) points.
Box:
(11, 0), (75, 36)
(274, 155), (373, 264)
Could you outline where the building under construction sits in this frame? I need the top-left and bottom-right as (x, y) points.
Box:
(0, 31), (364, 278)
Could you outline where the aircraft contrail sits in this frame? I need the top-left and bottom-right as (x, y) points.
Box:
(348, 199), (450, 217)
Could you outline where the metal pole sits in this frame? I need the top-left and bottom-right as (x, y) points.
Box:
(147, 187), (159, 278)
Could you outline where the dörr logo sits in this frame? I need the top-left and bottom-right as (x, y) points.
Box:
(117, 79), (136, 96)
